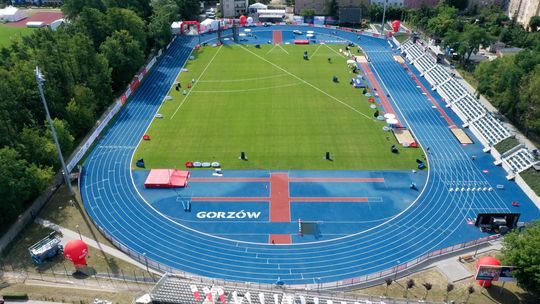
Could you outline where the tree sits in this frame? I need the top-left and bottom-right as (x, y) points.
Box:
(65, 86), (97, 138)
(73, 8), (110, 48)
(384, 278), (393, 296)
(501, 220), (540, 296)
(100, 30), (145, 90)
(422, 282), (432, 300)
(462, 23), (494, 64)
(62, 0), (106, 19)
(0, 147), (52, 231)
(445, 283), (454, 302)
(465, 285), (475, 303)
(148, 0), (180, 49)
(530, 16), (540, 31)
(327, 0), (339, 19)
(176, 0), (201, 20)
(106, 8), (147, 51)
(404, 279), (415, 299)
(105, 0), (153, 20)
(300, 9), (315, 17)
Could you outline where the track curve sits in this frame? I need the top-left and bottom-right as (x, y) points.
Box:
(80, 26), (539, 285)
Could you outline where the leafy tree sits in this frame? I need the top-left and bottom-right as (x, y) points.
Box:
(501, 221), (540, 296)
(100, 30), (145, 90)
(445, 283), (454, 302)
(404, 279), (415, 299)
(0, 147), (52, 231)
(426, 4), (458, 38)
(18, 127), (58, 168)
(462, 23), (494, 64)
(105, 0), (153, 20)
(465, 285), (475, 303)
(47, 118), (75, 157)
(62, 0), (106, 19)
(73, 8), (110, 48)
(176, 0), (201, 20)
(300, 9), (315, 17)
(65, 86), (97, 138)
(106, 8), (148, 52)
(327, 0), (339, 19)
(422, 282), (432, 300)
(530, 16), (540, 31)
(148, 0), (180, 49)
(384, 278), (392, 296)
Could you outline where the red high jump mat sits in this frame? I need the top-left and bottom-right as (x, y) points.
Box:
(144, 169), (190, 188)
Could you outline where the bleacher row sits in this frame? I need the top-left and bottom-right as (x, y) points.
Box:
(146, 274), (412, 304)
(399, 39), (538, 175)
(399, 39), (511, 146)
(503, 147), (538, 174)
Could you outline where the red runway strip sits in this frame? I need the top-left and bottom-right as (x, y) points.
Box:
(290, 197), (369, 202)
(401, 62), (457, 128)
(273, 30), (283, 44)
(190, 177), (269, 182)
(191, 197), (268, 202)
(270, 173), (290, 222)
(269, 234), (291, 244)
(289, 177), (384, 183)
(360, 62), (401, 127)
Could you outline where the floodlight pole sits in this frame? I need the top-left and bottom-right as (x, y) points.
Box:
(381, 0), (389, 36)
(35, 66), (74, 196)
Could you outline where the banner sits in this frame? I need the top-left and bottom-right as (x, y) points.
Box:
(304, 16), (314, 24)
(293, 16), (303, 24)
(475, 265), (516, 281)
(314, 16), (325, 26)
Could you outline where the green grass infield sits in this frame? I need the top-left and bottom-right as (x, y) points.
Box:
(133, 44), (424, 170)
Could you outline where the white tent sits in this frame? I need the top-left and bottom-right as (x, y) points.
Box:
(248, 2), (268, 13)
(48, 19), (65, 31)
(0, 6), (27, 22)
(170, 21), (182, 35)
(200, 18), (219, 33)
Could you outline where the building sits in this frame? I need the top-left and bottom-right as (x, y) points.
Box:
(294, 0), (365, 16)
(0, 6), (27, 22)
(403, 0), (439, 9)
(371, 0), (405, 6)
(220, 0), (249, 18)
(507, 0), (540, 26)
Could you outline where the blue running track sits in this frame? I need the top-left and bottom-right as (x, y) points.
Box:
(80, 26), (540, 285)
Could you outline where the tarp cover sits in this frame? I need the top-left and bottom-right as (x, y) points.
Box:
(145, 169), (190, 188)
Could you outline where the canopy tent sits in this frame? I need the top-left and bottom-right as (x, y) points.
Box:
(0, 6), (27, 22)
(200, 18), (219, 32)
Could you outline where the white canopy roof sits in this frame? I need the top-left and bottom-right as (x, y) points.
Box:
(249, 3), (268, 9)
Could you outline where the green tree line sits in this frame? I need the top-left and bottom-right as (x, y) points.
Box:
(0, 0), (200, 234)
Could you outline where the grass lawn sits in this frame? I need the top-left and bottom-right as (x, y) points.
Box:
(393, 32), (411, 43)
(494, 137), (520, 154)
(0, 25), (33, 47)
(520, 167), (540, 196)
(134, 44), (423, 170)
(0, 184), (144, 276)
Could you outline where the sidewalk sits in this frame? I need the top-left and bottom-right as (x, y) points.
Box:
(35, 218), (161, 275)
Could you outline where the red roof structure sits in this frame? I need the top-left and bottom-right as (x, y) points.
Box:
(144, 169), (190, 188)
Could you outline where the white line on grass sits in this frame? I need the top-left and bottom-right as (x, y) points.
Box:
(198, 73), (288, 83)
(266, 44), (277, 54)
(309, 44), (323, 60)
(192, 82), (303, 93)
(170, 45), (222, 120)
(324, 43), (346, 57)
(277, 44), (289, 54)
(239, 45), (373, 121)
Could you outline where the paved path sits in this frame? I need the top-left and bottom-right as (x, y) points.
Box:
(35, 218), (161, 275)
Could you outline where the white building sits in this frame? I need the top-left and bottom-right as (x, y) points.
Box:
(220, 0), (249, 18)
(0, 6), (27, 22)
(370, 0), (405, 6)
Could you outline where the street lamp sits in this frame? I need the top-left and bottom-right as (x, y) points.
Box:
(394, 260), (400, 281)
(34, 66), (74, 196)
(143, 252), (149, 272)
(75, 224), (82, 240)
(380, 0), (389, 36)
